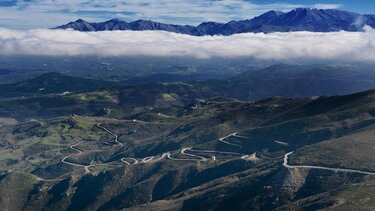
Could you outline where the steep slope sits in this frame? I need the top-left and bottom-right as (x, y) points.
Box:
(55, 19), (195, 34)
(1, 89), (375, 210)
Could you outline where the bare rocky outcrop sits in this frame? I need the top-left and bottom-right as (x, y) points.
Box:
(274, 168), (310, 198)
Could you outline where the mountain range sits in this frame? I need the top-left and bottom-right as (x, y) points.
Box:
(1, 63), (375, 120)
(0, 62), (374, 210)
(0, 72), (116, 99)
(54, 8), (375, 35)
(117, 64), (375, 107)
(1, 76), (375, 210)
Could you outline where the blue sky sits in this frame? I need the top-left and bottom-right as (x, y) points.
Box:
(0, 0), (374, 29)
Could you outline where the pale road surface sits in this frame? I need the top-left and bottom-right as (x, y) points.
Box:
(121, 158), (138, 165)
(41, 128), (256, 180)
(42, 122), (375, 181)
(61, 143), (93, 173)
(181, 147), (209, 161)
(219, 133), (242, 147)
(167, 152), (199, 161)
(32, 174), (64, 182)
(188, 148), (242, 155)
(35, 143), (89, 181)
(62, 125), (256, 170)
(119, 132), (257, 164)
(97, 123), (123, 146)
(141, 156), (156, 163)
(275, 140), (289, 146)
(241, 153), (257, 161)
(151, 153), (170, 162)
(283, 152), (375, 176)
(70, 143), (83, 153)
(232, 133), (248, 139)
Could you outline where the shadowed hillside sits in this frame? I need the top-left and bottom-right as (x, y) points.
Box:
(0, 88), (374, 210)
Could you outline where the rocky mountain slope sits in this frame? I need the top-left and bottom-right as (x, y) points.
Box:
(55, 8), (375, 35)
(0, 88), (374, 210)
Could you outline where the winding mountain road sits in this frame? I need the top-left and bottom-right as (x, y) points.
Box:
(167, 152), (199, 161)
(152, 152), (170, 162)
(218, 133), (242, 147)
(283, 152), (375, 176)
(186, 148), (257, 161)
(188, 148), (242, 155)
(97, 123), (123, 146)
(181, 147), (209, 161)
(65, 124), (256, 169)
(61, 143), (93, 173)
(121, 158), (138, 165)
(163, 133), (256, 163)
(118, 132), (256, 164)
(32, 173), (65, 182)
(141, 156), (156, 163)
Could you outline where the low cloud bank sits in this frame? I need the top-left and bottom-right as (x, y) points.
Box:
(0, 27), (374, 62)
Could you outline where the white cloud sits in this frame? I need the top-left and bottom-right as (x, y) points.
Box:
(313, 4), (342, 9)
(0, 27), (374, 62)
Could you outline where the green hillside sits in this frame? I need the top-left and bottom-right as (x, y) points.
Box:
(0, 88), (374, 210)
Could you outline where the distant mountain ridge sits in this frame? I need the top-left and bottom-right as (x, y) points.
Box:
(0, 72), (117, 98)
(117, 64), (375, 107)
(54, 8), (375, 35)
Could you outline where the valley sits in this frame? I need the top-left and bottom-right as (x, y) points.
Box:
(1, 3), (375, 211)
(0, 75), (374, 210)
